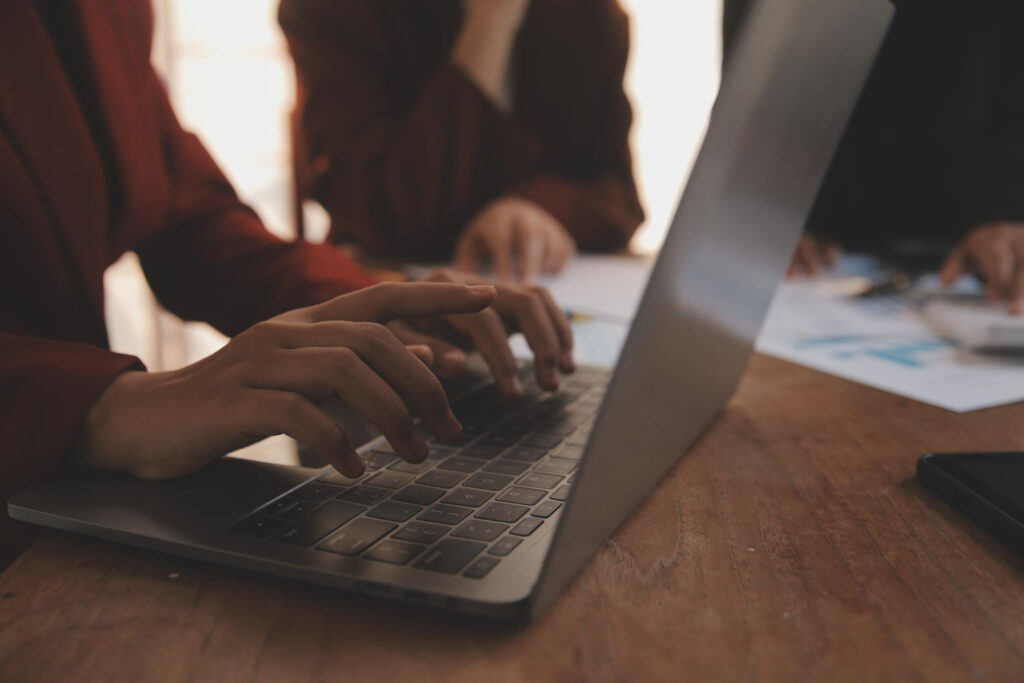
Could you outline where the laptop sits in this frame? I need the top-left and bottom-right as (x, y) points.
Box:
(7, 0), (893, 621)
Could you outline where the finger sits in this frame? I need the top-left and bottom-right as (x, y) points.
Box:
(820, 242), (839, 268)
(788, 244), (810, 278)
(502, 290), (563, 390)
(406, 344), (434, 366)
(939, 248), (966, 286)
(543, 234), (574, 274)
(265, 322), (462, 444)
(1010, 265), (1024, 315)
(516, 224), (546, 284)
(454, 232), (484, 274)
(448, 308), (523, 397)
(480, 222), (516, 282)
(798, 238), (820, 276)
(312, 282), (496, 323)
(243, 389), (363, 478)
(389, 321), (468, 379)
(533, 286), (574, 372)
(978, 245), (1013, 301)
(245, 347), (434, 463)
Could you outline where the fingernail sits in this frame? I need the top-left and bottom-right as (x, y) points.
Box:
(441, 349), (467, 374)
(545, 371), (560, 392)
(469, 285), (497, 298)
(346, 456), (366, 479)
(510, 376), (524, 397)
(561, 350), (576, 372)
(409, 435), (430, 463)
(441, 410), (462, 440)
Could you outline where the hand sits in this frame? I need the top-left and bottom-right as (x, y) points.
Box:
(787, 234), (839, 277)
(941, 223), (1024, 313)
(455, 197), (577, 282)
(79, 283), (497, 480)
(388, 269), (574, 396)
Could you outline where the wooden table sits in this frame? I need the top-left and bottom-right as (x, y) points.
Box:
(3, 355), (1024, 682)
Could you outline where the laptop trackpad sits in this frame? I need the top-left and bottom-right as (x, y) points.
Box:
(8, 458), (316, 543)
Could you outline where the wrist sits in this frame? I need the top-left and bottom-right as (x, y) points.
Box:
(76, 370), (161, 473)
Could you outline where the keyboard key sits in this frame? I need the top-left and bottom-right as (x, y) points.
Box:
(536, 421), (578, 437)
(463, 473), (514, 491)
(551, 484), (572, 501)
(476, 502), (529, 524)
(339, 485), (389, 506)
(277, 502), (365, 546)
(363, 451), (398, 470)
(416, 469), (465, 489)
(463, 556), (501, 579)
(388, 458), (438, 475)
(460, 444), (505, 460)
(364, 540), (426, 565)
(554, 445), (585, 460)
(367, 501), (422, 522)
(566, 433), (590, 447)
(518, 472), (563, 489)
(365, 471), (413, 489)
(231, 515), (287, 538)
(277, 501), (319, 521)
(317, 469), (362, 486)
(532, 500), (562, 518)
(317, 518), (395, 555)
(264, 497), (299, 516)
(441, 487), (493, 508)
(418, 503), (473, 525)
(392, 485), (445, 506)
(427, 446), (457, 459)
(431, 431), (476, 447)
(483, 460), (531, 476)
(502, 446), (547, 462)
(523, 433), (562, 449)
(453, 519), (507, 542)
(510, 517), (543, 536)
(478, 432), (521, 448)
(497, 486), (546, 506)
(393, 521), (449, 544)
(488, 536), (523, 556)
(292, 482), (344, 502)
(414, 539), (486, 574)
(535, 457), (577, 476)
(436, 457), (484, 473)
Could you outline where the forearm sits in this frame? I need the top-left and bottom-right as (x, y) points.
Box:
(451, 0), (529, 108)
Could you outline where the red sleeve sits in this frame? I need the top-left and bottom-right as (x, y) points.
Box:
(0, 333), (141, 548)
(134, 51), (377, 337)
(280, 0), (544, 258)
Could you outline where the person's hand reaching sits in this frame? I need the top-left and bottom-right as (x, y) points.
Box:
(454, 197), (577, 283)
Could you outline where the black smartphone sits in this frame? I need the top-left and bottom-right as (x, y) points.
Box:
(917, 452), (1024, 556)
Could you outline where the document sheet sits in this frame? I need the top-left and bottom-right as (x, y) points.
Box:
(755, 255), (1024, 412)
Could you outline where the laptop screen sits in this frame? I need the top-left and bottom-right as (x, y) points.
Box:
(531, 0), (894, 616)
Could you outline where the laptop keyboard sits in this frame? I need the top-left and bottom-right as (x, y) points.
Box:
(229, 367), (610, 580)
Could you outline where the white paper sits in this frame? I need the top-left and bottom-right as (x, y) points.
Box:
(755, 256), (1024, 412)
(532, 254), (654, 321)
(510, 317), (628, 368)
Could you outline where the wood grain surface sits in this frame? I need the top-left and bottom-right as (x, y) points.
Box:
(3, 355), (1024, 682)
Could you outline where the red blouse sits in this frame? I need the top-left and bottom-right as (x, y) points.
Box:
(0, 0), (376, 560)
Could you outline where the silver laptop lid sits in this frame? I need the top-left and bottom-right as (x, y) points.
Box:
(530, 0), (894, 617)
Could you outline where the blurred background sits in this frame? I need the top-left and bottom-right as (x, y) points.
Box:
(106, 0), (723, 373)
